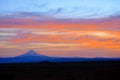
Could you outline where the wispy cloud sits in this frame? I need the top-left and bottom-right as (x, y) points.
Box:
(0, 0), (120, 19)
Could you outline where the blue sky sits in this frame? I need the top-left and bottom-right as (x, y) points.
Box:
(0, 0), (120, 19)
(0, 0), (120, 58)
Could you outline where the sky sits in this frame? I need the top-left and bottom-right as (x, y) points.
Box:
(0, 0), (120, 58)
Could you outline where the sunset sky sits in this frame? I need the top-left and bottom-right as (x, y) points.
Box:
(0, 0), (120, 58)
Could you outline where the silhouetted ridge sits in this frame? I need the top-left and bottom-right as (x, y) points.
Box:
(0, 50), (120, 63)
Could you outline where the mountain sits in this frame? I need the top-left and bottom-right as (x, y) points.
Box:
(17, 50), (48, 57)
(0, 50), (54, 63)
(0, 50), (120, 63)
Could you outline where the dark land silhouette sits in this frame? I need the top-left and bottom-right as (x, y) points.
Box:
(0, 50), (120, 80)
(0, 60), (120, 80)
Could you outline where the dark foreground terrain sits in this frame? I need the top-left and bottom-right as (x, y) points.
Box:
(0, 60), (120, 80)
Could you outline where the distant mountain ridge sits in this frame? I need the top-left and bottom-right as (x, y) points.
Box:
(0, 50), (120, 63)
(0, 50), (54, 63)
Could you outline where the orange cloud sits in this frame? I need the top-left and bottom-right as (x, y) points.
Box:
(0, 17), (120, 57)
